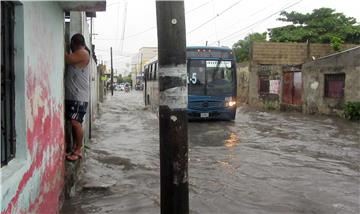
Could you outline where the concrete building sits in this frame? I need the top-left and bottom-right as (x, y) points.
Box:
(302, 46), (360, 116)
(131, 47), (158, 74)
(131, 47), (158, 86)
(248, 42), (357, 111)
(236, 62), (250, 104)
(0, 1), (105, 213)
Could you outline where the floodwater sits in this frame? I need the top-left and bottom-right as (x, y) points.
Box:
(62, 91), (360, 214)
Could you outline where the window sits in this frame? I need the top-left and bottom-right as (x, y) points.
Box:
(144, 67), (149, 81)
(206, 60), (234, 96)
(259, 75), (269, 95)
(153, 63), (158, 80)
(149, 64), (153, 80)
(324, 73), (345, 98)
(1, 1), (16, 166)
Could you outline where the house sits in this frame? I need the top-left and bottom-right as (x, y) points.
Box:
(0, 1), (105, 213)
(302, 46), (360, 115)
(247, 42), (357, 111)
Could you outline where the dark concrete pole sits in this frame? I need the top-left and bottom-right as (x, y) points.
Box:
(156, 1), (189, 214)
(110, 47), (114, 96)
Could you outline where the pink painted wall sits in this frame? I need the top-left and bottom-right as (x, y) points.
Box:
(1, 2), (66, 213)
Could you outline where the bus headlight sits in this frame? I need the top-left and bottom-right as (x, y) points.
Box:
(225, 101), (236, 107)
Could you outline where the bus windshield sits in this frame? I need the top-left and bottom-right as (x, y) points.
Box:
(206, 60), (234, 96)
(188, 60), (235, 96)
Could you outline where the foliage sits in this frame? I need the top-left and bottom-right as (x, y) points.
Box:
(269, 8), (360, 44)
(117, 74), (132, 85)
(232, 32), (267, 62)
(263, 100), (277, 111)
(344, 102), (360, 121)
(330, 36), (344, 51)
(117, 74), (124, 83)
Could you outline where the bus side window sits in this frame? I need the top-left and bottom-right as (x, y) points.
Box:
(157, 63), (159, 80)
(154, 63), (157, 80)
(144, 67), (149, 81)
(150, 64), (153, 80)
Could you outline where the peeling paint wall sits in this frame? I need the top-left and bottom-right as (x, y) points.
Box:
(1, 2), (65, 213)
(236, 63), (249, 104)
(302, 47), (360, 116)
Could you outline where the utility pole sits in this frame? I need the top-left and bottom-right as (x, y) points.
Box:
(110, 47), (114, 96)
(156, 1), (188, 214)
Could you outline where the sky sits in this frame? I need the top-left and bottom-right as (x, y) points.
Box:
(92, 0), (360, 74)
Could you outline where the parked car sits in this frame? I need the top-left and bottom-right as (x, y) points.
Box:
(118, 83), (125, 91)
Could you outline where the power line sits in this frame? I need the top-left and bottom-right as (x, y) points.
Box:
(211, 0), (219, 43)
(202, 0), (289, 44)
(186, 1), (211, 15)
(215, 0), (304, 44)
(95, 0), (212, 42)
(224, 1), (278, 31)
(107, 0), (126, 8)
(187, 0), (245, 35)
(114, 2), (122, 49)
(124, 26), (156, 39)
(123, 1), (212, 40)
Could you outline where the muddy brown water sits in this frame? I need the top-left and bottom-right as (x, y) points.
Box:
(62, 91), (360, 214)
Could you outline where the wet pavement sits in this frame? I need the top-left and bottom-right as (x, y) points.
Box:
(62, 91), (360, 214)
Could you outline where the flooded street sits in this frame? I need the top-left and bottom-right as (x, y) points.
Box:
(62, 91), (360, 214)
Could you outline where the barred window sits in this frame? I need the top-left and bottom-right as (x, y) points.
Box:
(324, 74), (345, 98)
(259, 75), (269, 95)
(1, 1), (16, 166)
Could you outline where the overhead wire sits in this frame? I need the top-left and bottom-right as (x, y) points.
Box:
(98, 0), (212, 41)
(211, 0), (219, 44)
(187, 0), (245, 35)
(114, 2), (121, 49)
(213, 0), (304, 44)
(199, 0), (286, 45)
(196, 1), (275, 45)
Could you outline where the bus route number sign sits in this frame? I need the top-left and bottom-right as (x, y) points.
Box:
(188, 73), (197, 84)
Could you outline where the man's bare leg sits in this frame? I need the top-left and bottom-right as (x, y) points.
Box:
(67, 119), (83, 160)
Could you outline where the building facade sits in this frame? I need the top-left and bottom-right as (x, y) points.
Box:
(236, 62), (250, 104)
(0, 1), (105, 213)
(248, 42), (357, 111)
(131, 47), (158, 86)
(302, 47), (360, 115)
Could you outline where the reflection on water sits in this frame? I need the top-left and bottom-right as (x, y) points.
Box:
(224, 132), (240, 148)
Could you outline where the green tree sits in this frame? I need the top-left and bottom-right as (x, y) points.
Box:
(123, 74), (132, 86)
(232, 32), (267, 62)
(269, 8), (360, 44)
(117, 74), (124, 83)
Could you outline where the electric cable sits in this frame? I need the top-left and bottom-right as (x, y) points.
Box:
(214, 0), (304, 44)
(187, 0), (245, 35)
(123, 0), (212, 39)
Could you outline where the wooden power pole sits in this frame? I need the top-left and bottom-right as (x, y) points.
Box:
(156, 1), (189, 214)
(110, 47), (114, 96)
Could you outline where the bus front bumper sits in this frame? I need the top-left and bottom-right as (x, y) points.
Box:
(187, 108), (236, 121)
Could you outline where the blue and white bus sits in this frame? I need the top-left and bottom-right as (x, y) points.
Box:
(144, 46), (237, 120)
(187, 46), (237, 120)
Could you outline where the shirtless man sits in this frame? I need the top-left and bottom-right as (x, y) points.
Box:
(65, 33), (90, 161)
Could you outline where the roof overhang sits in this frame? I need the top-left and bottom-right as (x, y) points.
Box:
(59, 0), (106, 12)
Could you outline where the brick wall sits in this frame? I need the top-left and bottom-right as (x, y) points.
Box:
(251, 42), (358, 65)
